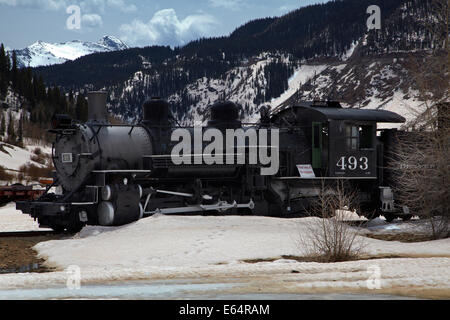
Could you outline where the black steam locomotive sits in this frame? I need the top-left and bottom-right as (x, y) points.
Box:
(16, 91), (409, 232)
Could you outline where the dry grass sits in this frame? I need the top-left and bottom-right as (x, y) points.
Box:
(364, 233), (436, 243)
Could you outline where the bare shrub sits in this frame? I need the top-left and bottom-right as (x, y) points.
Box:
(297, 181), (366, 262)
(33, 147), (42, 156)
(392, 0), (450, 239)
(0, 143), (12, 156)
(22, 121), (53, 144)
(17, 171), (25, 182)
(30, 147), (52, 166)
(30, 153), (46, 165)
(426, 216), (449, 240)
(0, 165), (14, 181)
(393, 117), (450, 239)
(19, 163), (53, 181)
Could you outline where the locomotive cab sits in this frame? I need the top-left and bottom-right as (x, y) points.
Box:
(271, 101), (405, 179)
(269, 101), (406, 217)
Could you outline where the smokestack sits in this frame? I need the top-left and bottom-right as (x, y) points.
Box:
(207, 101), (241, 129)
(88, 91), (108, 123)
(142, 97), (171, 126)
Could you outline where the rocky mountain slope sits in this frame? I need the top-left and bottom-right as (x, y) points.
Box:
(166, 52), (425, 128)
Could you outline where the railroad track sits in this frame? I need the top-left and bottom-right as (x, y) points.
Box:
(0, 230), (58, 238)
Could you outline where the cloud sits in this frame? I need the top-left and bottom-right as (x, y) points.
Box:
(79, 0), (136, 13)
(105, 0), (136, 13)
(81, 13), (103, 28)
(119, 9), (218, 47)
(277, 5), (296, 14)
(208, 0), (244, 11)
(0, 0), (136, 13)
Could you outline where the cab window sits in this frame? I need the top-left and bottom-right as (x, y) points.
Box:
(359, 125), (373, 149)
(345, 125), (358, 150)
(345, 124), (373, 150)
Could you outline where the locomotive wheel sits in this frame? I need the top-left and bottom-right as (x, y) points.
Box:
(359, 202), (381, 220)
(360, 209), (379, 220)
(66, 223), (84, 234)
(46, 212), (85, 233)
(48, 224), (65, 233)
(383, 213), (395, 223)
(48, 223), (83, 234)
(402, 214), (412, 221)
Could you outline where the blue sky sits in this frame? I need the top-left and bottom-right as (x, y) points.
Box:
(0, 0), (329, 50)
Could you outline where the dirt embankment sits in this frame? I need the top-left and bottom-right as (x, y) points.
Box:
(0, 236), (61, 273)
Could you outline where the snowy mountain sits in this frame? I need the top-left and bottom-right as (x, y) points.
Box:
(12, 36), (128, 68)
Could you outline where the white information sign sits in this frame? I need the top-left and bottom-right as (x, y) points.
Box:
(296, 164), (316, 178)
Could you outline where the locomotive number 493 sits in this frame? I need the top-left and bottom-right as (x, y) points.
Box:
(336, 156), (369, 171)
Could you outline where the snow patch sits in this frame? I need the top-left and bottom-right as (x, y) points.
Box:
(270, 64), (328, 108)
(0, 203), (49, 232)
(342, 41), (359, 61)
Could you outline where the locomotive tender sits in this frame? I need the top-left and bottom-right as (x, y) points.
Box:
(16, 91), (408, 232)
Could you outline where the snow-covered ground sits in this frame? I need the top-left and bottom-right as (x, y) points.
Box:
(0, 203), (48, 231)
(0, 207), (448, 298)
(33, 215), (450, 268)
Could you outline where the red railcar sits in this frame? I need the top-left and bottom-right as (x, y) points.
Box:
(0, 184), (45, 205)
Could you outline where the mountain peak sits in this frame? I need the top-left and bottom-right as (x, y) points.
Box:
(98, 35), (128, 51)
(11, 36), (129, 68)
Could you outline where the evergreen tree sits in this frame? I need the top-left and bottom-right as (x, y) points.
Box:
(11, 51), (18, 90)
(0, 44), (8, 98)
(18, 112), (23, 144)
(7, 111), (15, 144)
(37, 76), (46, 101)
(0, 44), (7, 74)
(0, 113), (5, 139)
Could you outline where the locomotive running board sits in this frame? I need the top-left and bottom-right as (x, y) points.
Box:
(144, 199), (255, 216)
